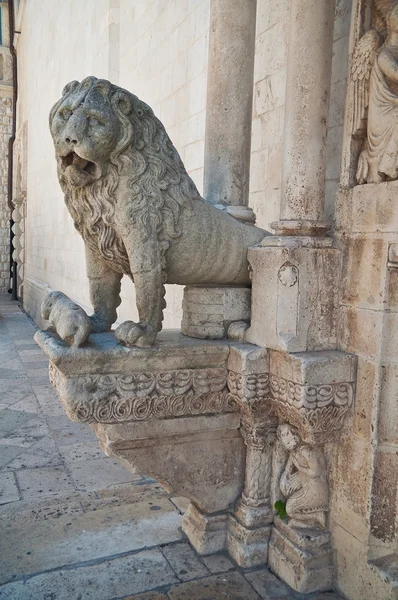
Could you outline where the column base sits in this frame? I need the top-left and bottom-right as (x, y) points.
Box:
(182, 502), (229, 555)
(271, 219), (329, 237)
(268, 517), (333, 594)
(227, 513), (271, 568)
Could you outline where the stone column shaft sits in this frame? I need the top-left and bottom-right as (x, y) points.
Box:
(276, 0), (336, 235)
(204, 0), (257, 223)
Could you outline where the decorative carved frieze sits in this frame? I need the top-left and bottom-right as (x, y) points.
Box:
(50, 364), (237, 424)
(227, 370), (354, 444)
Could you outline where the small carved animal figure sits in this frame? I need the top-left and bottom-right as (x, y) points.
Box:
(49, 76), (268, 347)
(41, 291), (92, 347)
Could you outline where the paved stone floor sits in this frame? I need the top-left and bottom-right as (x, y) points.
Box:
(0, 294), (344, 600)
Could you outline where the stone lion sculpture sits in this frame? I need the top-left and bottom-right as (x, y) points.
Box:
(49, 76), (268, 346)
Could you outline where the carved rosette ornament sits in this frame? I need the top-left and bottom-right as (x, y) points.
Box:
(352, 0), (398, 184)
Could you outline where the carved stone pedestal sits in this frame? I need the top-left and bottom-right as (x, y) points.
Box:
(182, 285), (251, 340)
(269, 518), (333, 593)
(182, 502), (229, 555)
(246, 237), (339, 352)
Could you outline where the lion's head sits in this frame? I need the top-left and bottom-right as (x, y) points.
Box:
(49, 77), (201, 274)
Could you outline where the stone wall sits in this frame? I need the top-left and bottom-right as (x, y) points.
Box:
(0, 0), (13, 294)
(0, 96), (12, 293)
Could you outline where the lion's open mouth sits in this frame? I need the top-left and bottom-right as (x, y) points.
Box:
(60, 151), (100, 187)
(61, 152), (97, 176)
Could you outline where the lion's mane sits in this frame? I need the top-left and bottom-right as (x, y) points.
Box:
(51, 76), (201, 276)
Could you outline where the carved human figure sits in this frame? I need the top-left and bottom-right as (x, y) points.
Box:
(49, 77), (268, 347)
(353, 1), (398, 183)
(277, 423), (328, 529)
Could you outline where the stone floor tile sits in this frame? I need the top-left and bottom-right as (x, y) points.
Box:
(59, 440), (104, 463)
(0, 549), (178, 599)
(122, 593), (168, 600)
(170, 495), (191, 514)
(33, 383), (65, 416)
(245, 568), (293, 599)
(0, 472), (19, 504)
(0, 403), (8, 411)
(46, 414), (98, 444)
(202, 553), (235, 574)
(167, 571), (261, 599)
(68, 456), (142, 491)
(9, 394), (40, 414)
(309, 594), (342, 600)
(1, 415), (50, 447)
(0, 445), (23, 469)
(162, 542), (209, 581)
(0, 381), (34, 405)
(5, 436), (63, 470)
(0, 497), (182, 584)
(0, 409), (32, 436)
(13, 342), (39, 350)
(16, 465), (76, 499)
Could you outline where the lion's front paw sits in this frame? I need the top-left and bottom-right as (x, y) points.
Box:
(115, 321), (156, 347)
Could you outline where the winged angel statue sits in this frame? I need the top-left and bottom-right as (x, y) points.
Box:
(353, 0), (398, 183)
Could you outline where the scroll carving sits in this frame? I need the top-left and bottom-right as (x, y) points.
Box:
(352, 1), (398, 184)
(50, 364), (237, 423)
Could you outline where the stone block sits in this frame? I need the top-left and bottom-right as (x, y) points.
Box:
(167, 571), (260, 600)
(353, 358), (377, 441)
(94, 413), (244, 514)
(329, 433), (373, 543)
(378, 363), (398, 444)
(246, 240), (339, 352)
(341, 236), (389, 311)
(0, 549), (178, 600)
(335, 182), (398, 234)
(227, 513), (271, 568)
(245, 567), (292, 599)
(268, 349), (356, 444)
(182, 502), (229, 555)
(370, 450), (398, 545)
(268, 518), (333, 594)
(202, 553), (234, 574)
(182, 285), (251, 340)
(161, 542), (209, 581)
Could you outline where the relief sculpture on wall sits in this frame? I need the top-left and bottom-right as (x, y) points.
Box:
(276, 423), (329, 530)
(353, 0), (398, 183)
(47, 76), (268, 347)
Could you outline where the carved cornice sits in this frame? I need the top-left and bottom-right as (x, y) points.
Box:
(227, 371), (354, 444)
(48, 362), (354, 440)
(50, 364), (237, 424)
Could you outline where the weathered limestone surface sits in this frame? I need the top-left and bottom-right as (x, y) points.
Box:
(330, 180), (398, 600)
(182, 285), (251, 340)
(246, 237), (339, 352)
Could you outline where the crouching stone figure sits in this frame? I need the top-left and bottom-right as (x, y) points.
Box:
(48, 76), (268, 347)
(277, 423), (329, 530)
(41, 291), (92, 348)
